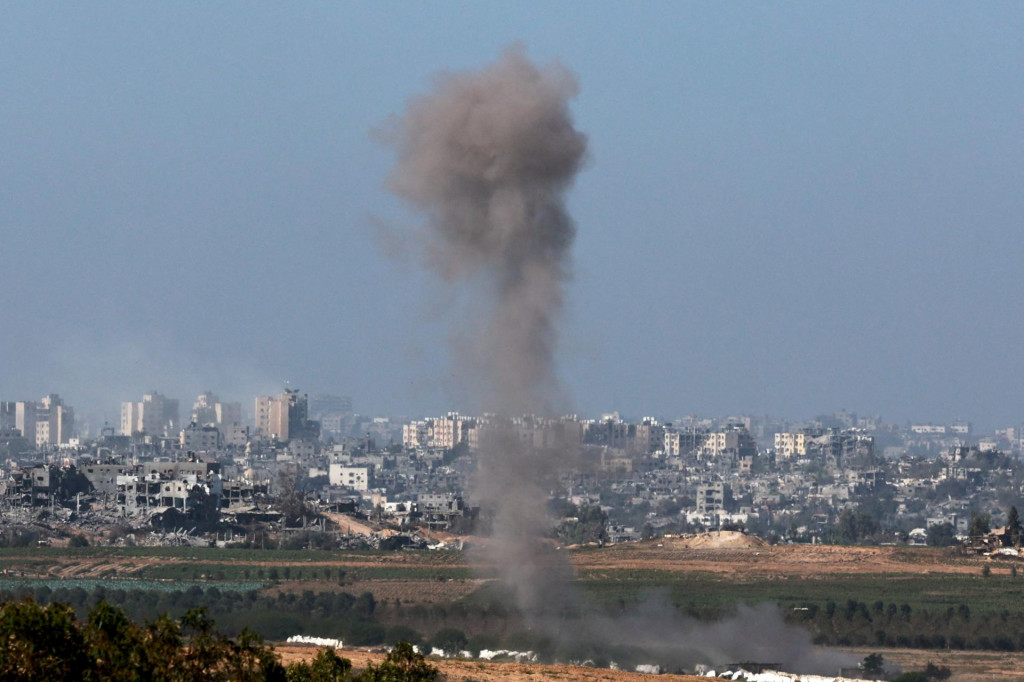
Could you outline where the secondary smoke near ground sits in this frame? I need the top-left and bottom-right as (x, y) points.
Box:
(381, 46), (852, 675)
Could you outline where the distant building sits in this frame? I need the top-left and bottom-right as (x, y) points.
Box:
(775, 432), (808, 458)
(254, 389), (319, 442)
(634, 418), (665, 454)
(309, 394), (353, 419)
(698, 426), (756, 459)
(191, 391), (241, 429)
(431, 413), (472, 449)
(696, 482), (729, 514)
(664, 428), (707, 456)
(910, 424), (947, 435)
(403, 421), (429, 449)
(329, 464), (372, 491)
(121, 392), (179, 437)
(1, 395), (75, 447)
(180, 422), (222, 451)
(950, 421), (972, 436)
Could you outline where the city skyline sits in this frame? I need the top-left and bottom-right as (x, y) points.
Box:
(3, 4), (1024, 430)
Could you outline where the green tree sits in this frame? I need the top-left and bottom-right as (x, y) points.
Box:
(427, 627), (468, 656)
(86, 599), (151, 681)
(277, 470), (314, 528)
(926, 522), (958, 547)
(862, 652), (885, 676)
(357, 642), (437, 682)
(0, 599), (91, 682)
(554, 503), (608, 546)
(969, 512), (991, 538)
(1007, 506), (1022, 546)
(286, 649), (352, 682)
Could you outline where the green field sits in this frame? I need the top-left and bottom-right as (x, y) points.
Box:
(2, 545), (1024, 651)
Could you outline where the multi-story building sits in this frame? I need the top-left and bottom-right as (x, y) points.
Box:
(634, 418), (665, 454)
(191, 391), (241, 428)
(1, 395), (76, 447)
(309, 394), (353, 419)
(329, 464), (372, 491)
(697, 426), (756, 459)
(121, 392), (179, 437)
(403, 421), (429, 449)
(255, 389), (318, 442)
(430, 413), (472, 450)
(775, 432), (808, 458)
(696, 481), (728, 514)
(664, 427), (707, 456)
(180, 422), (222, 451)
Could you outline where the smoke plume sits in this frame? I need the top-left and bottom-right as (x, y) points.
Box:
(383, 44), (586, 416)
(382, 46), (852, 675)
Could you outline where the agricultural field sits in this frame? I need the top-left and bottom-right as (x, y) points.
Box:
(3, 533), (1024, 676)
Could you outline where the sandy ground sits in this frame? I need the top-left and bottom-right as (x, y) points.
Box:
(276, 646), (708, 682)
(278, 645), (1024, 681)
(573, 535), (987, 579)
(1, 532), (996, 584)
(841, 647), (1024, 682)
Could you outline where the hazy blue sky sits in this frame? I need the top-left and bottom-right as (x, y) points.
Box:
(2, 3), (1022, 429)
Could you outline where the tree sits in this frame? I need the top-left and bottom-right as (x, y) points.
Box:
(554, 503), (608, 546)
(0, 599), (91, 682)
(0, 597), (302, 682)
(1007, 506), (1022, 546)
(277, 470), (315, 528)
(834, 509), (879, 544)
(926, 522), (958, 547)
(969, 512), (991, 538)
(286, 649), (352, 682)
(358, 642), (438, 682)
(862, 652), (885, 676)
(86, 599), (152, 680)
(427, 627), (468, 656)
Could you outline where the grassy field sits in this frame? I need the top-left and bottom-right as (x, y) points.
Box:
(576, 567), (1024, 616)
(1, 543), (1019, 616)
(3, 540), (1024, 651)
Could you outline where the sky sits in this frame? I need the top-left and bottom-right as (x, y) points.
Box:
(2, 3), (1023, 431)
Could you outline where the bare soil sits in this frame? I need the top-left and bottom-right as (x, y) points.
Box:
(841, 646), (1024, 682)
(276, 646), (708, 682)
(573, 536), (983, 578)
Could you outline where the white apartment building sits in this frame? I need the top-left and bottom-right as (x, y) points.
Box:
(329, 464), (372, 491)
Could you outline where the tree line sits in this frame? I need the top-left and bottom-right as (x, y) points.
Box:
(0, 597), (437, 682)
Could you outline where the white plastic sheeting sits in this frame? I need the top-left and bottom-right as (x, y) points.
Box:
(285, 635), (343, 649)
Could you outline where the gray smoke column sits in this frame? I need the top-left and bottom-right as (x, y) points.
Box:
(382, 48), (857, 675)
(383, 45), (586, 416)
(382, 45), (586, 619)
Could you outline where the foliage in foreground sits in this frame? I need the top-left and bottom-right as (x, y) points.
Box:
(0, 598), (437, 682)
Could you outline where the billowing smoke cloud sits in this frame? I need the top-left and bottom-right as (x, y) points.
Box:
(383, 44), (586, 416)
(382, 46), (853, 675)
(382, 44), (586, 618)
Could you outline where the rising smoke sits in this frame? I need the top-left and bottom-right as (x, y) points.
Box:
(382, 46), (853, 674)
(382, 43), (586, 619)
(383, 44), (586, 416)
